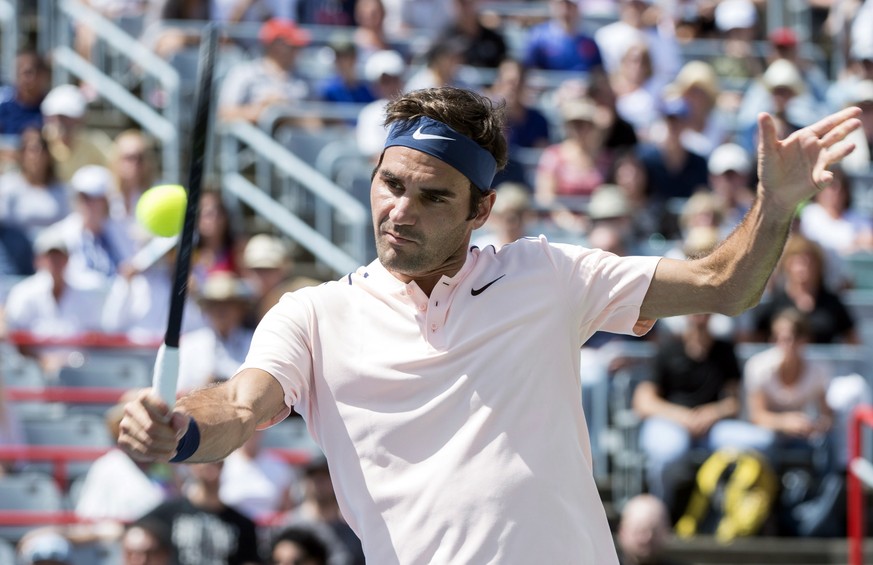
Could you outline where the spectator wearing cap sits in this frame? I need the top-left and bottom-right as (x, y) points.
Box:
(738, 59), (812, 157)
(472, 182), (535, 251)
(242, 233), (321, 326)
(316, 38), (376, 107)
(707, 142), (755, 231)
(356, 49), (407, 160)
(662, 60), (728, 157)
(40, 84), (112, 182)
(0, 50), (50, 136)
(17, 530), (73, 565)
(523, 0), (604, 73)
(177, 271), (255, 392)
(0, 126), (70, 240)
(4, 228), (106, 346)
(437, 0), (507, 69)
(636, 97), (709, 202)
(218, 18), (311, 125)
(710, 0), (763, 82)
(45, 164), (136, 285)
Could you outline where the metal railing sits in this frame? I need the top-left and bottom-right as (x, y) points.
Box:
(39, 0), (182, 182)
(220, 119), (370, 276)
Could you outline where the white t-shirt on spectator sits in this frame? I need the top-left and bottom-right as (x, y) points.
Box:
(4, 271), (107, 337)
(178, 326), (254, 392)
(744, 346), (831, 413)
(219, 448), (295, 521)
(75, 448), (168, 522)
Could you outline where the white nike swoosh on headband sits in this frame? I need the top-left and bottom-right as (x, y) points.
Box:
(412, 126), (455, 141)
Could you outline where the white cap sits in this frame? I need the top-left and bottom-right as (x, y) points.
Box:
(243, 234), (289, 269)
(708, 143), (752, 176)
(40, 84), (88, 118)
(588, 184), (630, 220)
(762, 59), (805, 95)
(33, 227), (68, 255)
(364, 50), (405, 82)
(715, 0), (757, 32)
(71, 165), (114, 197)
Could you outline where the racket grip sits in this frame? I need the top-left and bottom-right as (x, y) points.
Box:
(153, 343), (180, 409)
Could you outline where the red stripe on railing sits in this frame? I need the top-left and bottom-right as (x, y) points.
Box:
(6, 331), (161, 349)
(0, 511), (81, 526)
(6, 387), (129, 404)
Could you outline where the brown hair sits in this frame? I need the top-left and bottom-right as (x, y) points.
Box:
(772, 307), (811, 340)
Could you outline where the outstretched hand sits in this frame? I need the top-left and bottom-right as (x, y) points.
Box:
(756, 106), (862, 214)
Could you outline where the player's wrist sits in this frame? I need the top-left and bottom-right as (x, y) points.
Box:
(170, 417), (200, 463)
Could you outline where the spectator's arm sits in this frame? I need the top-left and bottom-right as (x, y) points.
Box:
(632, 380), (692, 427)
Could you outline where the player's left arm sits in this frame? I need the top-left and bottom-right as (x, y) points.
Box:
(640, 107), (862, 321)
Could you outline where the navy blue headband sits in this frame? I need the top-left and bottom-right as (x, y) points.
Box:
(384, 116), (497, 192)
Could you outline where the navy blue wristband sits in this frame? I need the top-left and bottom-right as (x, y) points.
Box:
(170, 418), (200, 463)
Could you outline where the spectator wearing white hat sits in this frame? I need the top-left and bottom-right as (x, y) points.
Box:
(707, 142), (755, 232)
(17, 530), (73, 565)
(40, 84), (111, 182)
(44, 164), (136, 285)
(710, 0), (763, 83)
(177, 271), (256, 393)
(356, 49), (407, 160)
(241, 233), (322, 325)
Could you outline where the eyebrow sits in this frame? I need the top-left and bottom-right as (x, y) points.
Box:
(378, 169), (458, 200)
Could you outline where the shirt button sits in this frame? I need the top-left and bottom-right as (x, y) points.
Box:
(431, 323), (438, 330)
(419, 304), (426, 311)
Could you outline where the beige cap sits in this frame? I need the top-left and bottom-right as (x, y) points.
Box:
(588, 184), (630, 220)
(243, 234), (290, 269)
(198, 271), (254, 303)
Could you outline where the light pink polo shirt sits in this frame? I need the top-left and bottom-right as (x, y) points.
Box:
(238, 236), (660, 564)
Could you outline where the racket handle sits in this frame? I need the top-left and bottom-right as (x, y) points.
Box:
(153, 343), (180, 409)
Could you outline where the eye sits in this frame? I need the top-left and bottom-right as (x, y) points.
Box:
(425, 193), (446, 204)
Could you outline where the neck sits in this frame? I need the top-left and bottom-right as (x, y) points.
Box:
(187, 484), (224, 511)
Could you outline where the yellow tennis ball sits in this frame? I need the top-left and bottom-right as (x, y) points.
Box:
(136, 184), (188, 237)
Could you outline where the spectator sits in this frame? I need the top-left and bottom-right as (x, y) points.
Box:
(535, 97), (608, 205)
(610, 40), (660, 140)
(177, 271), (255, 392)
(404, 36), (467, 92)
(381, 0), (455, 39)
(40, 84), (112, 182)
(137, 461), (261, 565)
(632, 313), (770, 510)
(144, 0), (213, 60)
(595, 0), (681, 92)
(616, 494), (686, 565)
(0, 220), (34, 277)
(0, 369), (24, 475)
(17, 531), (73, 565)
(486, 59), (551, 150)
(749, 235), (858, 344)
(675, 191), (727, 243)
(471, 182), (534, 250)
(4, 229), (106, 341)
(122, 519), (175, 565)
(799, 166), (873, 258)
(583, 71), (638, 156)
(48, 165), (136, 285)
(609, 149), (665, 244)
(218, 18), (311, 125)
(271, 527), (330, 565)
(0, 50), (50, 136)
(241, 233), (321, 325)
(710, 0), (763, 82)
(192, 190), (244, 289)
(663, 60), (728, 157)
(219, 431), (296, 521)
(353, 0), (394, 62)
(739, 59), (811, 156)
(636, 97), (709, 202)
(356, 50), (407, 160)
(107, 129), (158, 221)
(317, 38), (376, 105)
(839, 80), (873, 174)
(707, 142), (755, 232)
(523, 0), (604, 73)
(0, 126), (70, 239)
(744, 308), (834, 474)
(281, 457), (365, 565)
(439, 0), (507, 69)
(75, 397), (179, 523)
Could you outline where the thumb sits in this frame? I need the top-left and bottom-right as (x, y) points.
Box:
(757, 112), (779, 155)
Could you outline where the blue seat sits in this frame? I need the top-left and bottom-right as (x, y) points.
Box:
(0, 472), (64, 542)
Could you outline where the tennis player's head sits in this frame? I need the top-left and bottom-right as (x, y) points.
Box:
(371, 87), (508, 282)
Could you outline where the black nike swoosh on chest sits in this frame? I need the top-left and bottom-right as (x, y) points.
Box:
(471, 274), (506, 296)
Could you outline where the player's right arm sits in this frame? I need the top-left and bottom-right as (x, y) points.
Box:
(118, 368), (285, 463)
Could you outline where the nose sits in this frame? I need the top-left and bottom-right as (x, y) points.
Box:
(388, 194), (418, 226)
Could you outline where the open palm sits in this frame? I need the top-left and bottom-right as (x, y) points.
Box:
(756, 107), (862, 214)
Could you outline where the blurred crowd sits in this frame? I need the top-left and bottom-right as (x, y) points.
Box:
(1, 0), (873, 563)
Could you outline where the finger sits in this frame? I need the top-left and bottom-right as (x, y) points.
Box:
(819, 117), (861, 148)
(806, 106), (863, 138)
(140, 389), (173, 423)
(822, 139), (858, 165)
(757, 112), (779, 153)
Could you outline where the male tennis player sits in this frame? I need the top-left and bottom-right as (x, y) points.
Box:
(119, 87), (861, 564)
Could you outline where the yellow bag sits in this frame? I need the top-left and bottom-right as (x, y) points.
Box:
(675, 449), (778, 543)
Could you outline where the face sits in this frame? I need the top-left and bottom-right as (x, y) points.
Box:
(773, 317), (805, 351)
(273, 540), (318, 565)
(618, 502), (669, 561)
(19, 128), (50, 176)
(371, 146), (493, 285)
(198, 193), (228, 240)
(122, 527), (171, 565)
(784, 251), (820, 287)
(114, 136), (149, 184)
(15, 54), (47, 101)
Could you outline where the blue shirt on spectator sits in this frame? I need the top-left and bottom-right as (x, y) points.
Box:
(637, 143), (709, 201)
(319, 76), (377, 105)
(507, 107), (551, 149)
(0, 87), (43, 135)
(523, 21), (603, 72)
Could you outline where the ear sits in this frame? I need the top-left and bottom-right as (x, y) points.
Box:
(471, 190), (497, 230)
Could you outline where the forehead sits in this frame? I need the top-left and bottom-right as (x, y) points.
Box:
(379, 146), (469, 189)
